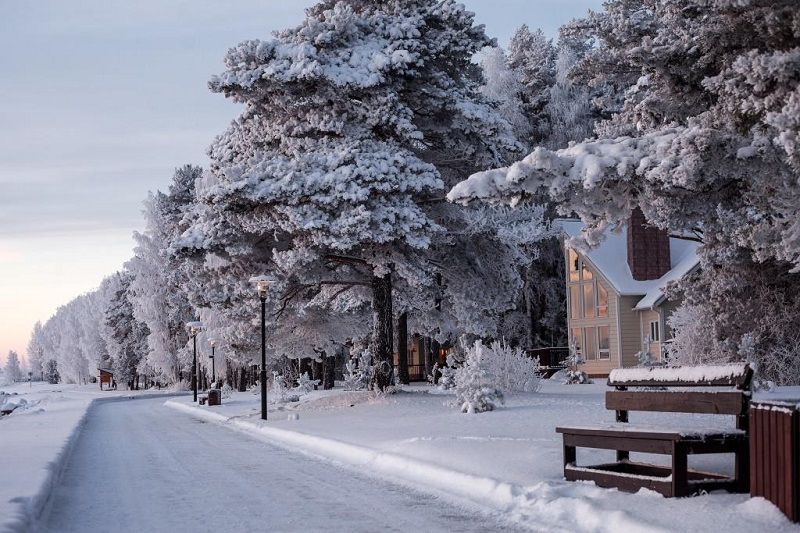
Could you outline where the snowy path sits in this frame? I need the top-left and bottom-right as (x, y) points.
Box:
(41, 398), (525, 532)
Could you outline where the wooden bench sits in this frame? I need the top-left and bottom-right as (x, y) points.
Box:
(555, 363), (753, 497)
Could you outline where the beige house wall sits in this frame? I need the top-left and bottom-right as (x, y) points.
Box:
(617, 296), (645, 368)
(638, 308), (661, 362)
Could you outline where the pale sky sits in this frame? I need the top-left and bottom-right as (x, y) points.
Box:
(0, 0), (603, 362)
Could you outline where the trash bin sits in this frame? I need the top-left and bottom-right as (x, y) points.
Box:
(750, 399), (800, 522)
(207, 389), (221, 407)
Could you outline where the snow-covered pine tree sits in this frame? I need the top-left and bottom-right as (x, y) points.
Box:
(44, 359), (59, 384)
(507, 25), (556, 146)
(185, 0), (525, 390)
(454, 341), (505, 413)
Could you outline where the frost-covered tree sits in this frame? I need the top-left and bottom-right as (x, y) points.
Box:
(127, 165), (198, 383)
(4, 351), (23, 382)
(479, 46), (532, 149)
(182, 0), (528, 390)
(44, 359), (59, 384)
(101, 272), (150, 389)
(34, 291), (107, 385)
(507, 25), (556, 145)
(26, 321), (46, 380)
(542, 38), (599, 150)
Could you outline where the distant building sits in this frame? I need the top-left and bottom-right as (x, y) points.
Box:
(558, 211), (699, 377)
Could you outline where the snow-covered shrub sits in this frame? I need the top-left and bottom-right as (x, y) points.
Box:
(454, 341), (505, 413)
(270, 371), (291, 403)
(666, 304), (727, 366)
(564, 370), (591, 385)
(636, 349), (656, 367)
(295, 372), (320, 394)
(482, 340), (542, 393)
(453, 340), (543, 413)
(343, 350), (373, 391)
(427, 363), (439, 386)
(437, 352), (462, 391)
(220, 382), (234, 399)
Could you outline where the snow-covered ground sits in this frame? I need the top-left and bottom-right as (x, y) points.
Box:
(3, 379), (800, 532)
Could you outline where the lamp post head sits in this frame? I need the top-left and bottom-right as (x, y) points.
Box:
(186, 321), (203, 337)
(209, 339), (217, 348)
(249, 275), (277, 298)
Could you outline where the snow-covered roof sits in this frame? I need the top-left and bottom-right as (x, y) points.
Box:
(556, 219), (700, 310)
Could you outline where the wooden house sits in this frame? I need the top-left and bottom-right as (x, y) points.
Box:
(98, 368), (115, 390)
(558, 211), (699, 377)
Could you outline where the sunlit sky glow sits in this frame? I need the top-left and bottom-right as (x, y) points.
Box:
(0, 0), (603, 362)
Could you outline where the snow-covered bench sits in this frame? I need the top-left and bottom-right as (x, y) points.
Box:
(555, 363), (753, 497)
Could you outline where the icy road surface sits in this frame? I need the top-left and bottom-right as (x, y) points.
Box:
(41, 398), (524, 532)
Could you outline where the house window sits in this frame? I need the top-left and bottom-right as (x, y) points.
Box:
(584, 327), (598, 360)
(569, 285), (581, 318)
(569, 249), (580, 281)
(597, 284), (608, 317)
(581, 261), (593, 279)
(650, 321), (660, 343)
(598, 326), (610, 360)
(582, 283), (596, 318)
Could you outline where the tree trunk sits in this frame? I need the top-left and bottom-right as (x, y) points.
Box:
(312, 358), (323, 390)
(371, 272), (394, 391)
(238, 365), (247, 392)
(397, 312), (410, 385)
(423, 336), (433, 379)
(322, 354), (336, 390)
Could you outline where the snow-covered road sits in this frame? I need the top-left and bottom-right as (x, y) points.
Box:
(41, 398), (524, 532)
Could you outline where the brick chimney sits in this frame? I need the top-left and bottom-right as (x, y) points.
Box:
(627, 208), (671, 281)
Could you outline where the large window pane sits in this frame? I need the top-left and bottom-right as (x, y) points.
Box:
(584, 327), (597, 360)
(583, 283), (596, 318)
(569, 249), (580, 281)
(598, 326), (610, 360)
(597, 284), (608, 317)
(581, 261), (593, 280)
(570, 285), (581, 318)
(650, 321), (660, 342)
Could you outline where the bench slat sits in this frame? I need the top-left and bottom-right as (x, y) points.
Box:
(606, 390), (749, 415)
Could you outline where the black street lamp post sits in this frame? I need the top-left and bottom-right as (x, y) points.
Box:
(187, 321), (203, 402)
(249, 275), (277, 420)
(209, 339), (217, 385)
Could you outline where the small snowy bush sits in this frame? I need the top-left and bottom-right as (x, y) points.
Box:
(483, 340), (542, 393)
(564, 370), (591, 385)
(636, 349), (656, 367)
(454, 340), (543, 413)
(295, 372), (320, 394)
(427, 363), (440, 386)
(437, 352), (462, 391)
(269, 372), (290, 402)
(343, 350), (373, 391)
(454, 341), (504, 413)
(220, 382), (234, 399)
